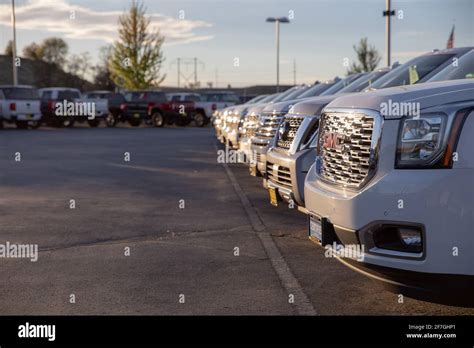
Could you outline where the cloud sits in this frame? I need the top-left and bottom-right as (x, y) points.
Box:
(0, 0), (213, 46)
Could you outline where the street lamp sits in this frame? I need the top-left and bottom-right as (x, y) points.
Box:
(266, 16), (290, 93)
(11, 0), (18, 85)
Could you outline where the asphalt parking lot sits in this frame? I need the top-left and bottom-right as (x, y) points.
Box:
(0, 125), (472, 315)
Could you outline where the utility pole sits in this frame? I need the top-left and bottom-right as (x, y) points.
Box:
(383, 0), (395, 67)
(293, 59), (296, 85)
(11, 0), (18, 85)
(194, 57), (197, 87)
(215, 67), (218, 89)
(177, 58), (181, 88)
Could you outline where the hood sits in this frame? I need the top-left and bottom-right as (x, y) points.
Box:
(290, 93), (354, 116)
(326, 80), (474, 118)
(262, 99), (302, 113)
(232, 104), (250, 116)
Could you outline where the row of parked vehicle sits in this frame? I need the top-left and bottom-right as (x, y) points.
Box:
(213, 47), (474, 305)
(0, 87), (240, 129)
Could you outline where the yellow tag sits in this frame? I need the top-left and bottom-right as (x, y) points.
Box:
(409, 65), (419, 85)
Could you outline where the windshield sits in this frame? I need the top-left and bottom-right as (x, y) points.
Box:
(271, 87), (299, 103)
(86, 92), (110, 99)
(320, 73), (366, 96)
(246, 95), (268, 104)
(280, 86), (310, 101)
(338, 70), (390, 93)
(202, 93), (239, 103)
(367, 54), (455, 90)
(1, 87), (40, 100)
(298, 82), (336, 99)
(428, 50), (474, 81)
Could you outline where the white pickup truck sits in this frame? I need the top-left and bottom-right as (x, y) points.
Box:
(0, 85), (42, 129)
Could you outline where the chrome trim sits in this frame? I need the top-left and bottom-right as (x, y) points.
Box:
(315, 108), (384, 190)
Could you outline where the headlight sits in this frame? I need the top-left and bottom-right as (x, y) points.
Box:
(396, 114), (447, 168)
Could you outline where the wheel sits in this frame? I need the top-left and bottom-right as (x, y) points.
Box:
(128, 118), (141, 127)
(16, 121), (28, 129)
(63, 117), (75, 128)
(152, 112), (164, 127)
(88, 119), (100, 127)
(194, 112), (206, 127)
(106, 112), (117, 127)
(29, 120), (41, 129)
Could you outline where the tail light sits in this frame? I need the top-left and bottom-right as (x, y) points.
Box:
(47, 100), (55, 110)
(212, 103), (217, 111)
(120, 103), (127, 111)
(160, 102), (171, 111)
(9, 102), (16, 111)
(147, 102), (156, 114)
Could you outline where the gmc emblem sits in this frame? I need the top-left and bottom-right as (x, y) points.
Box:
(323, 132), (343, 150)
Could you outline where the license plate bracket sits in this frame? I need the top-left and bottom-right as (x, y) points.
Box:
(309, 215), (322, 242)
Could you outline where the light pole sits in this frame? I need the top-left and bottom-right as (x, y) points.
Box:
(383, 0), (395, 67)
(11, 0), (18, 85)
(266, 17), (290, 93)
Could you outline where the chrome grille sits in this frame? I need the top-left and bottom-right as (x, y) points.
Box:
(318, 111), (377, 188)
(243, 114), (260, 138)
(255, 113), (285, 139)
(277, 116), (304, 150)
(266, 162), (292, 189)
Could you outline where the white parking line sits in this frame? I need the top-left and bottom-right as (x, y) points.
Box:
(219, 155), (317, 315)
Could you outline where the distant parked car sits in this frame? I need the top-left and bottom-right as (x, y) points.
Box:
(0, 85), (42, 129)
(118, 90), (195, 127)
(39, 87), (107, 127)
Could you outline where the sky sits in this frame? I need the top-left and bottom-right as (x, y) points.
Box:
(0, 0), (473, 87)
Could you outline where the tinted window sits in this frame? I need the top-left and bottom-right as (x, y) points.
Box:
(298, 83), (335, 98)
(368, 54), (455, 89)
(58, 91), (81, 100)
(184, 95), (201, 102)
(86, 92), (111, 99)
(202, 93), (239, 103)
(339, 70), (389, 93)
(271, 87), (299, 103)
(320, 74), (365, 96)
(1, 87), (40, 100)
(280, 86), (310, 101)
(125, 92), (166, 102)
(171, 95), (182, 101)
(41, 91), (53, 99)
(428, 50), (474, 82)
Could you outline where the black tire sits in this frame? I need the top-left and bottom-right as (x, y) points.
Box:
(88, 119), (100, 128)
(129, 118), (141, 127)
(106, 112), (117, 127)
(152, 112), (165, 127)
(63, 117), (75, 128)
(0, 120), (4, 129)
(194, 112), (206, 127)
(16, 121), (28, 129)
(29, 120), (41, 129)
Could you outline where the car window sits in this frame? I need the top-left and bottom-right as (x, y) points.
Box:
(320, 74), (366, 96)
(184, 95), (201, 102)
(298, 83), (335, 98)
(1, 87), (40, 100)
(368, 54), (455, 89)
(58, 91), (81, 100)
(171, 95), (182, 102)
(339, 70), (390, 93)
(428, 50), (474, 81)
(41, 91), (53, 99)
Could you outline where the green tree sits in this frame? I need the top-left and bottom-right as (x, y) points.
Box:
(347, 37), (381, 74)
(110, 0), (166, 89)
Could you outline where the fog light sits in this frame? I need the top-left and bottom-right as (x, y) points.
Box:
(399, 228), (422, 249)
(373, 225), (423, 254)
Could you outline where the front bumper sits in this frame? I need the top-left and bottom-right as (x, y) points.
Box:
(266, 147), (315, 207)
(304, 119), (473, 280)
(5, 113), (42, 122)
